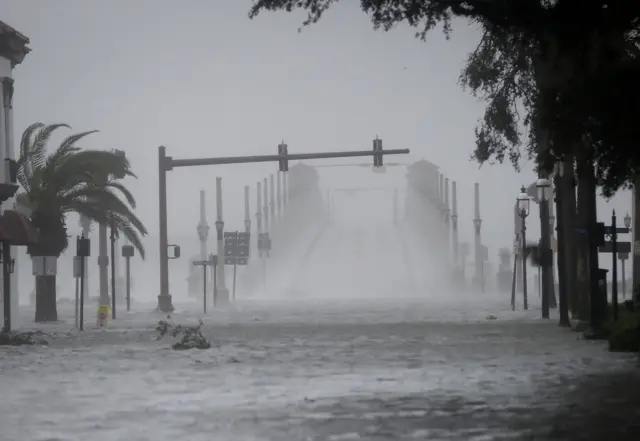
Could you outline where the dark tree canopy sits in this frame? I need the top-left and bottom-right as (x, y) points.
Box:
(250, 0), (640, 196)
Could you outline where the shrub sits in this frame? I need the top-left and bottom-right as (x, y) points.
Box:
(0, 330), (49, 346)
(155, 316), (211, 350)
(604, 305), (640, 353)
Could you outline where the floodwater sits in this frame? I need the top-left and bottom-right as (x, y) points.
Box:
(1, 223), (639, 440)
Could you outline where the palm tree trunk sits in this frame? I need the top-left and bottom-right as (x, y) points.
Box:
(34, 274), (57, 322)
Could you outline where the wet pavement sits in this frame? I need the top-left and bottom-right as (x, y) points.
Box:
(1, 297), (638, 441)
(1, 223), (639, 440)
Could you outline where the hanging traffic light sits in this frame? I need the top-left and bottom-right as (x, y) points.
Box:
(373, 138), (383, 167)
(278, 142), (288, 172)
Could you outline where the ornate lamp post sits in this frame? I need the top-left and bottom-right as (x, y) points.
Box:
(536, 177), (553, 318)
(517, 186), (531, 310)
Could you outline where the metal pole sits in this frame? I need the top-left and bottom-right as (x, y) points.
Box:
(473, 182), (482, 288)
(125, 256), (131, 312)
(452, 181), (459, 265)
(283, 171), (288, 209)
(621, 257), (627, 300)
(555, 173), (570, 326)
(244, 186), (251, 234)
(2, 242), (10, 332)
(270, 174), (276, 229)
(157, 146), (172, 311)
(540, 197), (551, 319)
(444, 178), (450, 260)
(203, 264), (207, 314)
(75, 272), (79, 328)
(110, 225), (116, 320)
(522, 216), (529, 310)
(79, 253), (85, 331)
(511, 244), (518, 310)
(215, 177), (229, 301)
(263, 177), (269, 235)
(633, 177), (640, 305)
(393, 187), (398, 224)
(612, 210), (618, 321)
(256, 181), (262, 257)
(212, 256), (218, 306)
(277, 171), (282, 220)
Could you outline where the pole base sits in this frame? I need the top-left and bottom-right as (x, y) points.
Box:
(215, 288), (230, 306)
(156, 294), (174, 313)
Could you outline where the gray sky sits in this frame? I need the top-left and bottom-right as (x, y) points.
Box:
(2, 0), (632, 280)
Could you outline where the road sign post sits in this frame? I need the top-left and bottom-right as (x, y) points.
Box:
(192, 254), (216, 313)
(224, 231), (250, 300)
(597, 211), (631, 321)
(122, 244), (135, 312)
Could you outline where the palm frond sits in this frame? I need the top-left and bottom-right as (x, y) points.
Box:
(104, 181), (137, 208)
(16, 123), (70, 192)
(65, 196), (147, 259)
(45, 130), (99, 173)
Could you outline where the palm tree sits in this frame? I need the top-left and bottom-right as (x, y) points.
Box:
(15, 123), (148, 322)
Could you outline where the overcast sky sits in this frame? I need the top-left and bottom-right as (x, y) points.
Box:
(2, 0), (632, 294)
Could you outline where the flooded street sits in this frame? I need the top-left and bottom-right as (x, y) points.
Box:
(1, 297), (638, 441)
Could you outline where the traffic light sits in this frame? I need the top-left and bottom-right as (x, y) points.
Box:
(373, 138), (383, 167)
(278, 143), (288, 172)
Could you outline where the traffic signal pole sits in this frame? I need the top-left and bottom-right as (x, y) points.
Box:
(156, 143), (410, 312)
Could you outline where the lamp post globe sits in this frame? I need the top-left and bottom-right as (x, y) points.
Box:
(214, 219), (224, 240)
(196, 223), (209, 242)
(517, 186), (530, 217)
(536, 178), (552, 202)
(624, 212), (632, 229)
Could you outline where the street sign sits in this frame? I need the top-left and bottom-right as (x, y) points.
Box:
(604, 226), (630, 235)
(224, 231), (250, 265)
(258, 232), (271, 253)
(599, 241), (631, 254)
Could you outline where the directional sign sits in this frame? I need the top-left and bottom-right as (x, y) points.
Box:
(599, 241), (631, 254)
(224, 231), (250, 265)
(604, 226), (630, 235)
(258, 232), (271, 253)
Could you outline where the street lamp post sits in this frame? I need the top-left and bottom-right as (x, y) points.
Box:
(536, 177), (553, 319)
(517, 186), (531, 310)
(554, 161), (571, 326)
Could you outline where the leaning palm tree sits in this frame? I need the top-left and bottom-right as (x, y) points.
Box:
(15, 123), (147, 322)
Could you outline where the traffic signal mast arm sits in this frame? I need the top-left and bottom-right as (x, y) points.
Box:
(162, 145), (410, 170)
